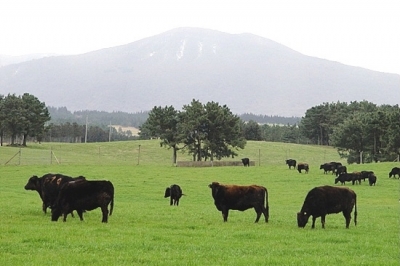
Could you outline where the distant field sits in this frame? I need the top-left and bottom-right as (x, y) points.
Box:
(112, 125), (140, 136)
(0, 141), (399, 265)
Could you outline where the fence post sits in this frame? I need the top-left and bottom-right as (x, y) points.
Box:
(19, 148), (21, 165)
(137, 144), (141, 165)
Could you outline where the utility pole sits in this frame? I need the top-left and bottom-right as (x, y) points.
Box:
(85, 115), (88, 143)
(108, 121), (112, 142)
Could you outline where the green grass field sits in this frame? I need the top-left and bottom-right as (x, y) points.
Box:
(1, 140), (399, 265)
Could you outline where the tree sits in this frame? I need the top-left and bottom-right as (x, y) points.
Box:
(243, 120), (263, 140)
(21, 93), (51, 145)
(179, 100), (246, 161)
(140, 105), (182, 164)
(2, 94), (25, 145)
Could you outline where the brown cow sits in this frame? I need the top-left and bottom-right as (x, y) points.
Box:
(297, 185), (357, 229)
(208, 182), (269, 222)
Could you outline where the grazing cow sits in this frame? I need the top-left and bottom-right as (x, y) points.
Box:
(24, 173), (86, 214)
(208, 182), (269, 222)
(297, 163), (309, 173)
(320, 163), (334, 174)
(164, 184), (184, 206)
(335, 165), (347, 177)
(389, 167), (400, 178)
(335, 172), (361, 185)
(286, 159), (297, 169)
(330, 162), (343, 174)
(297, 185), (357, 229)
(51, 180), (114, 223)
(368, 174), (377, 186)
(360, 171), (374, 182)
(241, 158), (250, 167)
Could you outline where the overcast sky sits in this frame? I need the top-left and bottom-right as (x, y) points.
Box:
(1, 0), (399, 74)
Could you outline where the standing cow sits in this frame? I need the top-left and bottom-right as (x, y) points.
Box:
(164, 184), (184, 206)
(51, 179), (114, 223)
(24, 173), (86, 214)
(286, 159), (297, 169)
(208, 182), (269, 223)
(241, 158), (250, 167)
(368, 174), (377, 186)
(297, 163), (309, 173)
(389, 167), (400, 178)
(297, 185), (357, 229)
(320, 163), (334, 174)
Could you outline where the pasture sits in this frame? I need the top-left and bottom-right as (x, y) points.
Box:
(1, 140), (399, 265)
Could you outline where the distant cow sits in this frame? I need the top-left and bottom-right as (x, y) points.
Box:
(286, 159), (297, 169)
(164, 184), (184, 206)
(320, 163), (334, 174)
(335, 165), (347, 177)
(24, 173), (86, 214)
(368, 174), (377, 186)
(360, 171), (374, 182)
(389, 167), (400, 178)
(330, 162), (343, 174)
(241, 158), (250, 167)
(297, 163), (309, 173)
(335, 172), (361, 185)
(208, 182), (269, 222)
(51, 180), (114, 223)
(297, 185), (357, 229)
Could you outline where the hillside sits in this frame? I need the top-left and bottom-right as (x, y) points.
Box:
(0, 28), (399, 117)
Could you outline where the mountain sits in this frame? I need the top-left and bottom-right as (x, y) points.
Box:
(0, 27), (399, 117)
(0, 53), (58, 67)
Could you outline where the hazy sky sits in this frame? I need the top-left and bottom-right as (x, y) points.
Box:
(1, 0), (399, 74)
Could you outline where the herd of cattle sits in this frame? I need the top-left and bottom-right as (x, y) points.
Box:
(24, 163), (399, 228)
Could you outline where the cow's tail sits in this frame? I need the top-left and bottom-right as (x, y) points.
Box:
(109, 192), (114, 216)
(354, 194), (357, 226)
(265, 187), (269, 222)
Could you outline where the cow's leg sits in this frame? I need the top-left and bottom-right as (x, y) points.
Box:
(254, 207), (262, 223)
(101, 206), (108, 223)
(42, 203), (47, 214)
(176, 199), (179, 206)
(170, 197), (173, 206)
(321, 215), (326, 229)
(311, 216), (317, 229)
(343, 211), (351, 229)
(63, 212), (68, 222)
(222, 209), (229, 222)
(76, 210), (84, 221)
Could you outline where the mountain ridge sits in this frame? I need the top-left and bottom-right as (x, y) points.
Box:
(0, 27), (398, 117)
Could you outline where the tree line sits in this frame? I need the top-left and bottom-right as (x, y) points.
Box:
(299, 101), (400, 163)
(3, 93), (398, 164)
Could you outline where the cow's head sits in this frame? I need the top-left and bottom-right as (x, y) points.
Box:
(24, 176), (40, 190)
(164, 187), (171, 198)
(208, 182), (221, 198)
(51, 206), (62, 222)
(297, 212), (310, 228)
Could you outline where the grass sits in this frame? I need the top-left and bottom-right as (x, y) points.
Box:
(0, 140), (399, 265)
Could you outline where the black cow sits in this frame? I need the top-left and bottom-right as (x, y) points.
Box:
(164, 184), (184, 206)
(335, 165), (347, 177)
(320, 163), (334, 174)
(335, 172), (361, 185)
(297, 163), (309, 173)
(51, 180), (114, 223)
(286, 159), (297, 169)
(297, 185), (357, 229)
(208, 182), (269, 223)
(241, 158), (250, 167)
(330, 162), (343, 174)
(368, 174), (377, 186)
(24, 173), (86, 214)
(360, 171), (374, 182)
(389, 167), (400, 178)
